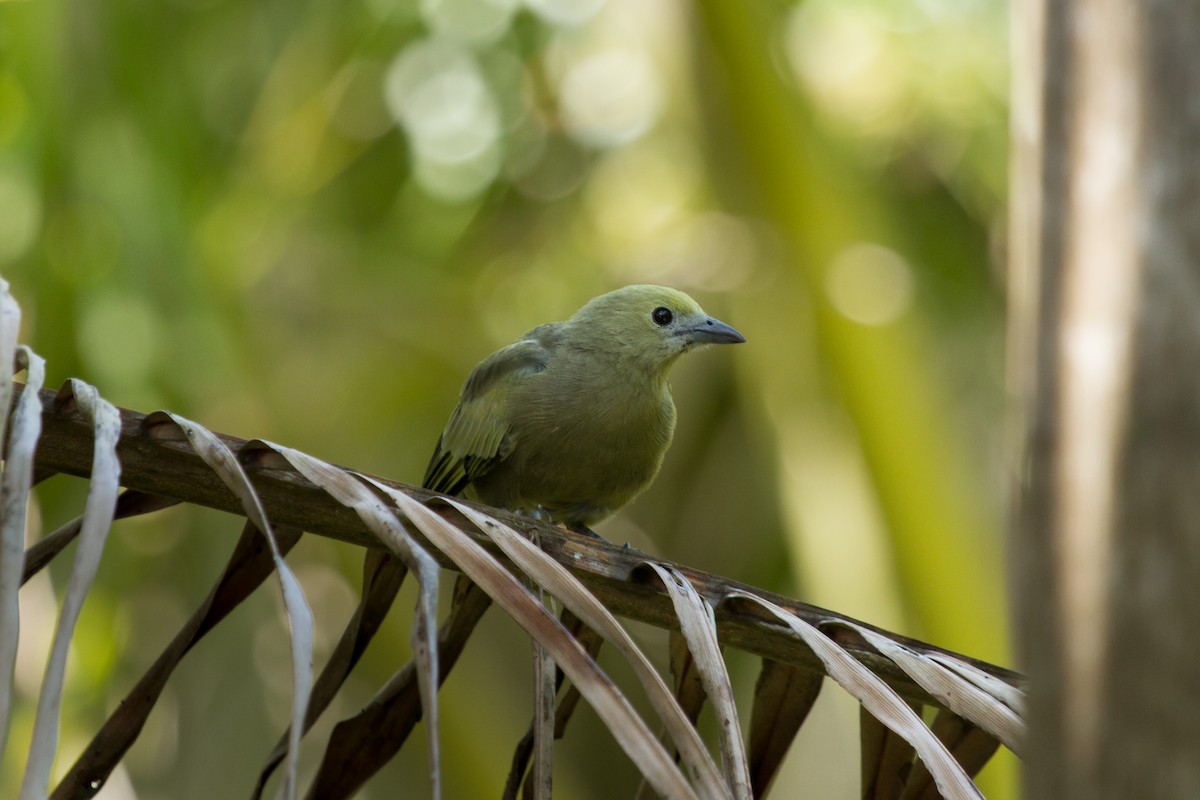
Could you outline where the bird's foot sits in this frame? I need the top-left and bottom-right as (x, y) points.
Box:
(515, 506), (554, 523)
(567, 522), (614, 543)
(512, 507), (553, 548)
(518, 508), (617, 545)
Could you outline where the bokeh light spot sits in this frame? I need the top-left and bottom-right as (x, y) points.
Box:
(584, 138), (697, 247)
(414, 141), (503, 202)
(825, 243), (915, 326)
(559, 49), (662, 147)
(422, 0), (519, 44)
(523, 0), (605, 27)
(386, 39), (502, 200)
(784, 1), (902, 127)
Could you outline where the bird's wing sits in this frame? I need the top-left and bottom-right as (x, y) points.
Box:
(422, 331), (554, 495)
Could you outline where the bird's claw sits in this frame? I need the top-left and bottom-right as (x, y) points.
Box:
(567, 522), (612, 543)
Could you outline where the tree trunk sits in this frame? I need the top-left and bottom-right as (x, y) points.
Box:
(1010, 1), (1200, 797)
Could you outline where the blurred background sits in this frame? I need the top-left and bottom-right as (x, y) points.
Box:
(0, 0), (1011, 796)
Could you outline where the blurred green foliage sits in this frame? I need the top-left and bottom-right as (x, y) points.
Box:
(1, 0), (1012, 795)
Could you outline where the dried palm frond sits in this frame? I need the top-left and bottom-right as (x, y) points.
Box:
(0, 283), (1022, 798)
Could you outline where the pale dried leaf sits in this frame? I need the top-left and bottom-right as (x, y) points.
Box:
(444, 498), (730, 800)
(925, 654), (1027, 718)
(0, 279), (21, 461)
(635, 624), (717, 800)
(52, 520), (303, 800)
(747, 659), (822, 798)
(0, 347), (44, 759)
(644, 563), (751, 800)
(247, 446), (443, 799)
(845, 623), (1023, 755)
(385, 493), (702, 800)
(144, 414), (316, 800)
(0, 296), (23, 756)
(20, 380), (121, 800)
(723, 593), (982, 800)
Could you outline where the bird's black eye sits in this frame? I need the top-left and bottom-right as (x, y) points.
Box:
(651, 307), (673, 326)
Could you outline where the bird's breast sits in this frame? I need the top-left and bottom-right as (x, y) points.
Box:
(486, 367), (676, 524)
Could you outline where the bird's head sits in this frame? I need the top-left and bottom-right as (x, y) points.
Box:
(569, 285), (746, 373)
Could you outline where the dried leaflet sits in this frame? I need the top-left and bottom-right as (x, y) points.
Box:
(926, 654), (1026, 718)
(383, 491), (702, 800)
(443, 498), (730, 800)
(252, 548), (408, 798)
(0, 279), (20, 460)
(843, 622), (1023, 755)
(0, 284), (23, 761)
(0, 347), (44, 759)
(669, 629), (708, 725)
(900, 710), (999, 800)
(506, 610), (603, 800)
(307, 574), (491, 799)
(746, 658), (822, 798)
(53, 520), (303, 800)
(20, 381), (121, 800)
(723, 592), (983, 800)
(247, 446), (443, 798)
(643, 563), (751, 800)
(861, 704), (916, 800)
(530, 584), (555, 800)
(145, 415), (315, 800)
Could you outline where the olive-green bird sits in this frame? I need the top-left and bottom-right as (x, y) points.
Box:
(422, 285), (745, 531)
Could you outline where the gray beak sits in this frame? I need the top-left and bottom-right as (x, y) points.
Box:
(687, 316), (746, 345)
